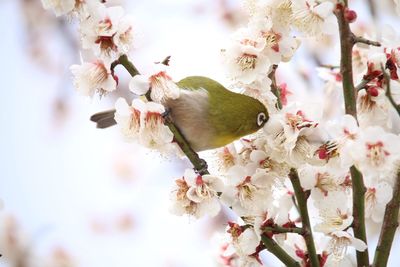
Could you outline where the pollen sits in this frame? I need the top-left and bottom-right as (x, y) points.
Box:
(236, 53), (258, 71)
(366, 141), (389, 167)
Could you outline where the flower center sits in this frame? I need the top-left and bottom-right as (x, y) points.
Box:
(236, 53), (257, 71)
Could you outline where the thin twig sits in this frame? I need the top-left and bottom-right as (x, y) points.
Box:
(355, 78), (372, 91)
(353, 35), (381, 47)
(319, 64), (340, 70)
(261, 235), (300, 267)
(289, 168), (319, 267)
(372, 169), (400, 267)
(334, 5), (370, 266)
(263, 226), (304, 235)
(115, 54), (209, 175)
(268, 64), (282, 110)
(382, 68), (400, 116)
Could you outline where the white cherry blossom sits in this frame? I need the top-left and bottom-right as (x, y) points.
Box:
(327, 231), (367, 262)
(70, 60), (117, 97)
(349, 126), (400, 176)
(114, 98), (141, 141)
(129, 63), (180, 103)
(170, 169), (223, 218)
(41, 0), (75, 17)
(221, 164), (272, 216)
(291, 0), (337, 37)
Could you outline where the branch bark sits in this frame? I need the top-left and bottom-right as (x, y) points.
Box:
(268, 64), (282, 110)
(382, 68), (400, 116)
(289, 168), (319, 267)
(261, 235), (300, 267)
(372, 169), (400, 267)
(262, 226), (304, 235)
(114, 55), (209, 175)
(334, 6), (370, 266)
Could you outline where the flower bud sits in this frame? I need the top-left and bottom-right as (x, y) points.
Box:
(344, 8), (357, 23)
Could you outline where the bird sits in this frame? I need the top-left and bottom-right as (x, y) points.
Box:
(90, 76), (269, 152)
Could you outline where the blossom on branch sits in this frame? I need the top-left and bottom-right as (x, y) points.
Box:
(169, 169), (223, 218)
(129, 63), (180, 103)
(70, 60), (117, 97)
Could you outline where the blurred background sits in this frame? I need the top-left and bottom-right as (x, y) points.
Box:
(0, 0), (400, 266)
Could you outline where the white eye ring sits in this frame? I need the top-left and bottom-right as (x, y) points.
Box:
(257, 112), (267, 126)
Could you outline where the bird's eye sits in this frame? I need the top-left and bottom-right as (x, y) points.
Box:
(257, 112), (266, 126)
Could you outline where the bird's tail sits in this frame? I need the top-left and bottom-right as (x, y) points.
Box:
(90, 110), (117, 128)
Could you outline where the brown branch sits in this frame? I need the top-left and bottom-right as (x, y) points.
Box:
(261, 235), (300, 267)
(355, 78), (373, 91)
(382, 68), (400, 116)
(334, 5), (370, 266)
(262, 226), (304, 235)
(372, 169), (400, 267)
(268, 64), (282, 110)
(114, 55), (209, 175)
(353, 35), (381, 47)
(289, 168), (319, 267)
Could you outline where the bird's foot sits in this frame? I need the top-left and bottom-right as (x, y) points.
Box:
(196, 159), (209, 176)
(161, 108), (171, 119)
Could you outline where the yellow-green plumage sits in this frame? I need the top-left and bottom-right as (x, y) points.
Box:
(175, 76), (268, 150)
(90, 76), (268, 151)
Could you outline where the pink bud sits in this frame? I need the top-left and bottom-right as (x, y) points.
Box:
(367, 87), (379, 97)
(344, 9), (357, 23)
(318, 148), (328, 160)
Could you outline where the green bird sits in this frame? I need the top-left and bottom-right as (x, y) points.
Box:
(90, 76), (269, 151)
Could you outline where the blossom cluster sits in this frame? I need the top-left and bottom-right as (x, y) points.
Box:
(41, 0), (400, 267)
(42, 0), (182, 151)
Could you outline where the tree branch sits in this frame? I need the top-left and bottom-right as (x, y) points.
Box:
(261, 235), (300, 267)
(382, 68), (400, 116)
(372, 169), (400, 267)
(353, 35), (381, 47)
(372, 69), (400, 267)
(350, 166), (369, 264)
(262, 226), (304, 235)
(288, 168), (319, 267)
(268, 64), (282, 110)
(335, 6), (370, 266)
(114, 55), (209, 175)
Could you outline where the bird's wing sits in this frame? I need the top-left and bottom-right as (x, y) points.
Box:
(177, 76), (227, 94)
(90, 110), (116, 128)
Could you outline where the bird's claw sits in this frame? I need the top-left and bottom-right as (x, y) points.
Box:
(161, 108), (171, 119)
(196, 159), (209, 175)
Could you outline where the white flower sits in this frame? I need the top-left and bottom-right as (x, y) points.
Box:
(137, 101), (174, 149)
(80, 5), (134, 64)
(323, 115), (359, 163)
(291, 0), (337, 36)
(226, 223), (260, 256)
(263, 108), (324, 166)
(249, 149), (289, 178)
(349, 126), (400, 176)
(41, 0), (75, 17)
(114, 98), (141, 141)
(169, 169), (223, 218)
(215, 144), (240, 172)
(129, 64), (180, 103)
(223, 32), (271, 84)
(249, 16), (300, 63)
(314, 191), (353, 234)
(215, 231), (262, 267)
(357, 88), (391, 129)
(114, 98), (173, 149)
(327, 231), (367, 261)
(365, 181), (393, 222)
(299, 165), (348, 196)
(221, 164), (272, 216)
(70, 60), (117, 97)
